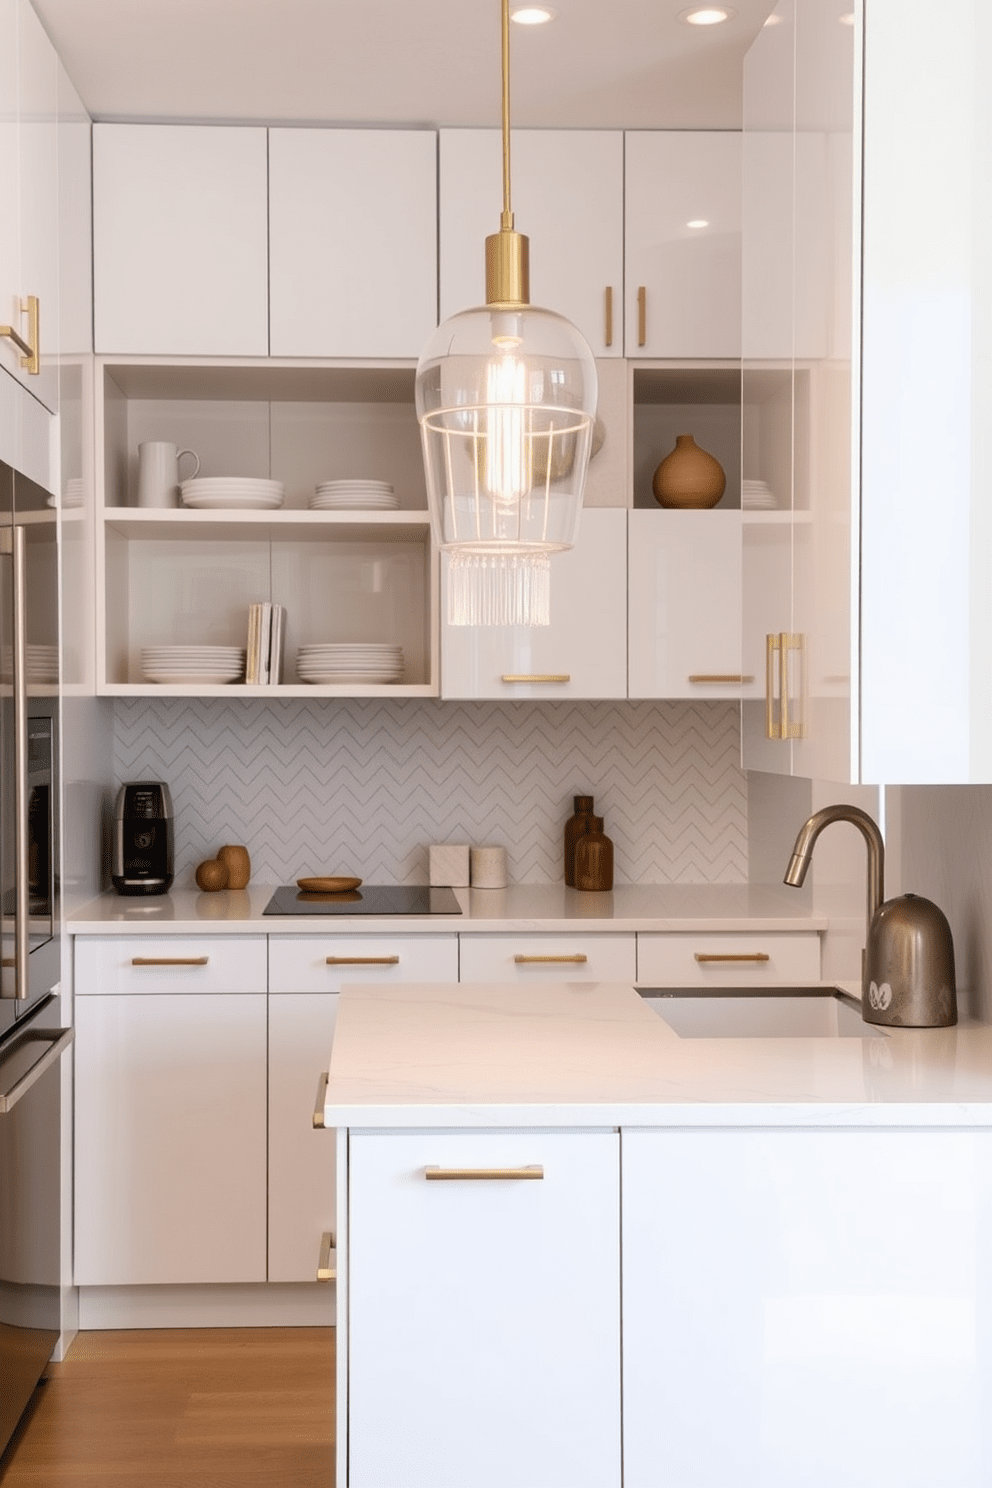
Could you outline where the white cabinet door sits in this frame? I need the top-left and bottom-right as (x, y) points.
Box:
(439, 129), (624, 357)
(625, 132), (742, 358)
(627, 508), (742, 698)
(267, 934), (459, 1284)
(93, 124), (269, 356)
(269, 128), (437, 358)
(623, 1127), (992, 1488)
(441, 508), (627, 699)
(347, 1129), (621, 1488)
(73, 990), (267, 1285)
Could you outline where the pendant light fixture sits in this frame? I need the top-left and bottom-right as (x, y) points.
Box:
(415, 0), (598, 626)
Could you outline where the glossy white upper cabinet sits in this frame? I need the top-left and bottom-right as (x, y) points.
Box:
(440, 508), (627, 700)
(628, 509), (742, 699)
(0, 0), (59, 412)
(624, 132), (742, 358)
(93, 124), (269, 356)
(56, 60), (92, 360)
(439, 130), (624, 358)
(269, 128), (437, 359)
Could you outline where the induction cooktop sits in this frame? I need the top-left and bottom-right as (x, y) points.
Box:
(262, 884), (462, 917)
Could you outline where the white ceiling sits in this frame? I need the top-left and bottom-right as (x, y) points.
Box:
(32, 0), (780, 131)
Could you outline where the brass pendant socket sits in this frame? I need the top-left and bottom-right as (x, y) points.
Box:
(486, 228), (530, 307)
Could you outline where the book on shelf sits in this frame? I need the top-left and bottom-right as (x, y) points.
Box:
(245, 602), (286, 685)
(267, 605), (286, 686)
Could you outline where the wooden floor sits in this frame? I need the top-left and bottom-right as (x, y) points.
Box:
(0, 1328), (335, 1486)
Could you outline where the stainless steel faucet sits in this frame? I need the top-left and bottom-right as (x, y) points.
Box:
(783, 804), (885, 977)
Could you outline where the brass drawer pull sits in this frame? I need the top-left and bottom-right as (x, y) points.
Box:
(501, 674), (570, 684)
(694, 953), (771, 964)
(317, 1231), (336, 1283)
(513, 954), (588, 964)
(637, 285), (646, 347)
(131, 956), (209, 966)
(424, 1165), (544, 1181)
(325, 955), (400, 966)
(688, 674), (754, 685)
(312, 1071), (328, 1130)
(604, 285), (613, 347)
(0, 295), (40, 374)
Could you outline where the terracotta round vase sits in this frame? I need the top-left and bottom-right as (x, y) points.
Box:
(652, 434), (726, 509)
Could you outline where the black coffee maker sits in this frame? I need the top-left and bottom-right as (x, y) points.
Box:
(112, 782), (174, 895)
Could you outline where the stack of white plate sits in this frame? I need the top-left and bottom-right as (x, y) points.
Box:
(742, 479), (776, 511)
(141, 645), (247, 685)
(1, 644), (59, 684)
(310, 480), (398, 511)
(297, 643), (404, 685)
(181, 477), (285, 510)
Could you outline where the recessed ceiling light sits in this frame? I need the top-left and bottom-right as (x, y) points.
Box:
(510, 4), (557, 22)
(687, 219), (710, 229)
(678, 6), (736, 25)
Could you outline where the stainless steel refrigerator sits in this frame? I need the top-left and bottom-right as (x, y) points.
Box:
(0, 458), (71, 1456)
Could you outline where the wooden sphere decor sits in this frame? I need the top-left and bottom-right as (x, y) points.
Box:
(652, 433), (726, 509)
(195, 858), (229, 892)
(217, 844), (251, 889)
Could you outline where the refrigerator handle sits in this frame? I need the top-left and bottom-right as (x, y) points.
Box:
(7, 525), (30, 1002)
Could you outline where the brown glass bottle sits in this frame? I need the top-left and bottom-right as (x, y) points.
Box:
(575, 816), (614, 892)
(564, 794), (595, 887)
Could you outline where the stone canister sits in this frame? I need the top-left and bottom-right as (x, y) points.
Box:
(563, 794), (596, 887)
(574, 816), (614, 893)
(652, 433), (726, 509)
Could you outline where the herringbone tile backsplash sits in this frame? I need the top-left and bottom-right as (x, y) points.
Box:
(113, 697), (747, 887)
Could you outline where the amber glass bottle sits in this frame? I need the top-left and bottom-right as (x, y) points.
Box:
(575, 816), (614, 892)
(563, 795), (595, 887)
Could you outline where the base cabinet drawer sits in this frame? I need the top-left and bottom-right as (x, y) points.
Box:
(74, 934), (267, 995)
(459, 934), (636, 984)
(637, 931), (821, 986)
(347, 1130), (621, 1488)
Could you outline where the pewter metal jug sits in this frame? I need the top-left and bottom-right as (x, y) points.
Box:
(864, 893), (957, 1027)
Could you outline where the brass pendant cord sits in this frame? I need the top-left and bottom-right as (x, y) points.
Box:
(500, 0), (513, 232)
(486, 0), (530, 306)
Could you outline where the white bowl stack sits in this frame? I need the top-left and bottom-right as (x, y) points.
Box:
(1, 643), (59, 684)
(742, 479), (775, 511)
(181, 478), (284, 510)
(310, 480), (398, 511)
(141, 645), (247, 684)
(296, 643), (404, 685)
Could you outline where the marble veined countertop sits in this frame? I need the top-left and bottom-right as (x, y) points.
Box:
(68, 883), (828, 934)
(323, 980), (992, 1129)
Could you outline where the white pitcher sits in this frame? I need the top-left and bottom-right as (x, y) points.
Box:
(136, 442), (200, 508)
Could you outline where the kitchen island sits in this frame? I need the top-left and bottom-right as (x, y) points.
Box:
(324, 980), (992, 1488)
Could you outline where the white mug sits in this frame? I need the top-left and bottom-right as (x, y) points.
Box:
(137, 442), (200, 508)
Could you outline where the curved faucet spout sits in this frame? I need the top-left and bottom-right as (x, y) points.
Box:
(784, 804), (885, 972)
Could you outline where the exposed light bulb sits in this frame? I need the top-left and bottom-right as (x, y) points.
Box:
(485, 351), (531, 507)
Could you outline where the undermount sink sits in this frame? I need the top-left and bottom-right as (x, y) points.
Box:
(639, 987), (886, 1040)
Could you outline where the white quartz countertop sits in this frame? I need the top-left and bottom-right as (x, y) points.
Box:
(67, 883), (828, 934)
(322, 980), (992, 1128)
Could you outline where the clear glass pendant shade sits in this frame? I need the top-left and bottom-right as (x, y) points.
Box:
(416, 302), (598, 625)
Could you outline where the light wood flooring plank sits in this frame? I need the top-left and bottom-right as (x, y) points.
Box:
(0, 1328), (335, 1486)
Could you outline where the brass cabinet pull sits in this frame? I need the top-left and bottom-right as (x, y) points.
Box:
(312, 1071), (328, 1130)
(131, 956), (209, 966)
(501, 674), (570, 684)
(424, 1165), (544, 1181)
(604, 285), (613, 347)
(689, 674), (754, 685)
(513, 953), (588, 964)
(325, 955), (400, 966)
(0, 295), (40, 374)
(765, 633), (807, 741)
(317, 1231), (336, 1282)
(694, 952), (771, 964)
(637, 285), (646, 347)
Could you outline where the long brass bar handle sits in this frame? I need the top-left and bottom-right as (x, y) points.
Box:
(604, 286), (613, 348)
(780, 633), (807, 740)
(0, 295), (40, 374)
(317, 1231), (336, 1282)
(688, 674), (754, 685)
(637, 285), (646, 347)
(424, 1165), (544, 1181)
(513, 954), (588, 964)
(312, 1071), (328, 1130)
(765, 633), (782, 740)
(131, 957), (209, 966)
(694, 953), (771, 964)
(325, 955), (400, 966)
(501, 674), (570, 684)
